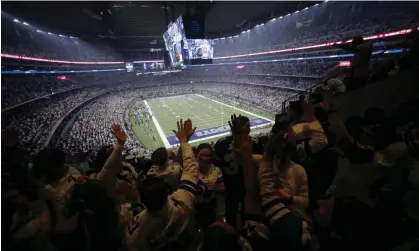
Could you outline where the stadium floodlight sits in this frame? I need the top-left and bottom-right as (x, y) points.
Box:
(256, 24), (259, 27)
(295, 10), (299, 13)
(241, 31), (246, 34)
(260, 23), (264, 26)
(286, 13), (291, 16)
(279, 16), (283, 19)
(314, 3), (319, 6)
(221, 37), (225, 39)
(36, 29), (44, 33)
(271, 18), (276, 21)
(47, 32), (54, 35)
(23, 22), (29, 26)
(13, 18), (20, 23)
(59, 34), (66, 37)
(304, 7), (308, 10)
(246, 30), (250, 32)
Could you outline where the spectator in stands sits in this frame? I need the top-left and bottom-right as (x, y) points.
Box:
(147, 147), (182, 192)
(333, 35), (372, 90)
(124, 119), (198, 251)
(195, 143), (225, 232)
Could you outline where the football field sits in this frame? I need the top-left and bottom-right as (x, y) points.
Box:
(131, 94), (274, 149)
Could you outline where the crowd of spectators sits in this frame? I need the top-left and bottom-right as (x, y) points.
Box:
(2, 87), (107, 154)
(1, 76), (83, 108)
(3, 75), (419, 251)
(2, 3), (419, 249)
(214, 2), (419, 57)
(1, 15), (122, 61)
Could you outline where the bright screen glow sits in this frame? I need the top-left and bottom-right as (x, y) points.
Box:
(187, 39), (214, 60)
(163, 16), (185, 67)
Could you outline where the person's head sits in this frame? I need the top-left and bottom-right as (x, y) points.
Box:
(90, 145), (114, 173)
(33, 147), (66, 183)
(273, 141), (295, 171)
(288, 101), (304, 121)
(298, 94), (305, 103)
(345, 116), (365, 142)
(352, 35), (364, 46)
(196, 143), (214, 170)
(139, 176), (170, 212)
(201, 221), (242, 251)
(363, 107), (386, 127)
(151, 147), (169, 168)
(238, 115), (250, 135)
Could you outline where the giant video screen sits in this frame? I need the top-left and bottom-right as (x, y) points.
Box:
(186, 39), (214, 60)
(163, 16), (214, 66)
(163, 16), (185, 67)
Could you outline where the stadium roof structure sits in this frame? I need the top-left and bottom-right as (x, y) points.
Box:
(2, 1), (319, 52)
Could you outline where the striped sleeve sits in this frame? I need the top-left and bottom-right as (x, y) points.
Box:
(258, 160), (291, 225)
(171, 142), (199, 209)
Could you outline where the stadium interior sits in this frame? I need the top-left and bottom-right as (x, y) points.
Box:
(2, 1), (419, 251)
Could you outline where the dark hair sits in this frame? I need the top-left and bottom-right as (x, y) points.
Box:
(196, 143), (214, 156)
(352, 35), (364, 45)
(289, 101), (304, 117)
(67, 180), (121, 251)
(140, 176), (169, 212)
(90, 145), (114, 172)
(33, 147), (66, 180)
(237, 115), (250, 126)
(201, 224), (241, 251)
(345, 116), (365, 142)
(151, 147), (169, 167)
(364, 107), (386, 126)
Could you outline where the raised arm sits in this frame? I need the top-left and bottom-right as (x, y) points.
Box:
(229, 114), (262, 216)
(171, 119), (199, 209)
(96, 125), (126, 197)
(333, 42), (358, 52)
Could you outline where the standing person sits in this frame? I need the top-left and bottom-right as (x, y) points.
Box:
(333, 35), (372, 90)
(147, 147), (182, 192)
(124, 119), (198, 251)
(195, 143), (225, 232)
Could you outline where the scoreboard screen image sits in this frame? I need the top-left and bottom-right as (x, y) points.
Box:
(163, 16), (213, 67)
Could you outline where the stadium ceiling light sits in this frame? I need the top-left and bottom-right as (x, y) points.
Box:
(286, 13), (291, 16)
(13, 19), (20, 23)
(314, 3), (319, 6)
(304, 7), (309, 10)
(295, 10), (299, 13)
(47, 32), (54, 35)
(241, 31), (246, 34)
(59, 34), (66, 37)
(23, 22), (29, 26)
(260, 23), (264, 26)
(36, 29), (44, 33)
(221, 37), (225, 39)
(271, 18), (276, 21)
(279, 16), (283, 19)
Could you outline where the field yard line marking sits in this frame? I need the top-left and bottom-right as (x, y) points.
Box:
(179, 97), (212, 128)
(187, 122), (270, 144)
(144, 100), (171, 148)
(194, 94), (274, 122)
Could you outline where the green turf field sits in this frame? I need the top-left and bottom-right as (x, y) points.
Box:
(130, 94), (274, 150)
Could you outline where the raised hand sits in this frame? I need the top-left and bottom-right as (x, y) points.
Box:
(228, 114), (249, 136)
(173, 119), (196, 143)
(111, 124), (127, 146)
(184, 119), (197, 141)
